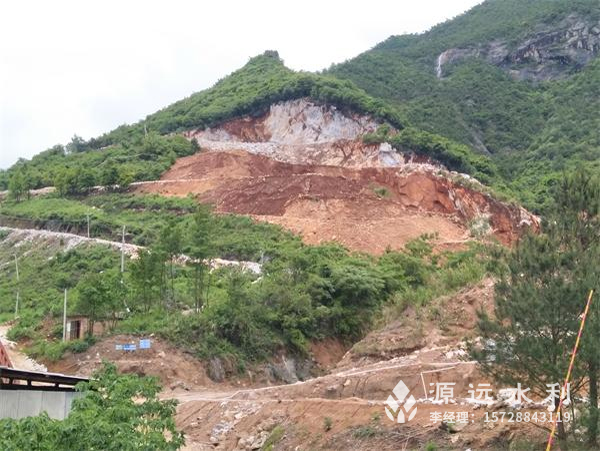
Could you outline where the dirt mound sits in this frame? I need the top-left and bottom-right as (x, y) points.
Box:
(47, 334), (212, 391)
(136, 150), (537, 253)
(337, 278), (495, 370)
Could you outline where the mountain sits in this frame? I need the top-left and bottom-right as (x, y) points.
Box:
(3, 1), (599, 212)
(328, 0), (600, 209)
(0, 51), (498, 196)
(2, 2), (599, 448)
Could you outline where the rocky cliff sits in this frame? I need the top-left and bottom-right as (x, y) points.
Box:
(436, 13), (600, 80)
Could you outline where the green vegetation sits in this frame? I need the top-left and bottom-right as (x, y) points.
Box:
(1, 194), (488, 367)
(471, 170), (600, 447)
(96, 51), (404, 144)
(3, 132), (198, 193)
(1, 50), (501, 199)
(328, 0), (600, 212)
(1, 2), (598, 214)
(262, 425), (285, 451)
(25, 337), (97, 363)
(0, 364), (184, 451)
(0, 52), (407, 194)
(352, 425), (377, 439)
(391, 127), (499, 185)
(375, 0), (598, 64)
(0, 193), (299, 258)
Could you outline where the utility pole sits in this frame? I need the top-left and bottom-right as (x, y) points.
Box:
(14, 255), (19, 319)
(120, 225), (130, 313)
(62, 289), (68, 342)
(86, 213), (90, 238)
(121, 225), (125, 274)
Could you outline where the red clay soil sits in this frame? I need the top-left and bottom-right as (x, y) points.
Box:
(136, 150), (537, 254)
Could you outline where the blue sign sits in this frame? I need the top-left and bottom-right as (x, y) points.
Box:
(123, 344), (136, 351)
(139, 339), (151, 350)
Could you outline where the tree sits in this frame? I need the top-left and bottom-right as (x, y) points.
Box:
(187, 205), (214, 312)
(75, 271), (122, 335)
(158, 222), (183, 304)
(54, 167), (78, 196)
(0, 363), (184, 451)
(100, 162), (119, 186)
(65, 134), (87, 154)
(190, 137), (200, 153)
(206, 269), (276, 359)
(471, 170), (600, 448)
(130, 249), (162, 312)
(8, 169), (27, 202)
(117, 166), (135, 190)
(552, 170), (600, 446)
(139, 132), (165, 160)
(76, 167), (96, 194)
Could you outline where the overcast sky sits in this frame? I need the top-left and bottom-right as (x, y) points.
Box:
(0, 0), (483, 169)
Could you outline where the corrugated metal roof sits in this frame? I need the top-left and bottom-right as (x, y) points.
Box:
(0, 366), (89, 390)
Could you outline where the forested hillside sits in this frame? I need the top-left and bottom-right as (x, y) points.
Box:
(329, 0), (600, 210)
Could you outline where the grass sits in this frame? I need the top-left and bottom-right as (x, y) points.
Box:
(25, 337), (96, 362)
(380, 242), (489, 324)
(0, 193), (302, 259)
(372, 185), (390, 199)
(1, 195), (492, 367)
(262, 425), (285, 451)
(352, 425), (377, 439)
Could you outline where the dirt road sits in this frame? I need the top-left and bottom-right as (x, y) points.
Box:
(0, 323), (46, 372)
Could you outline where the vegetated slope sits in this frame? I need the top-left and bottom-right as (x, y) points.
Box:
(0, 52), (498, 195)
(136, 99), (537, 253)
(0, 52), (404, 188)
(1, 0), (598, 212)
(169, 279), (548, 451)
(328, 0), (600, 210)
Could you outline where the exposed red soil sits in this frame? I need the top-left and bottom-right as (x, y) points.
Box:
(309, 338), (350, 371)
(46, 334), (212, 391)
(136, 150), (537, 253)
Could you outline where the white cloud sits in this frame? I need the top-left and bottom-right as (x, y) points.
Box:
(0, 0), (482, 168)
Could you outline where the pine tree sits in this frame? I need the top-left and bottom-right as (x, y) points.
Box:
(553, 170), (600, 446)
(471, 169), (600, 448)
(158, 221), (183, 305)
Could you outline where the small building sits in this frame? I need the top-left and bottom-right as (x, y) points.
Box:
(64, 315), (109, 341)
(0, 366), (89, 420)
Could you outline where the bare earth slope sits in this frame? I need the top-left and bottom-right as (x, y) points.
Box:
(136, 99), (537, 253)
(166, 280), (547, 450)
